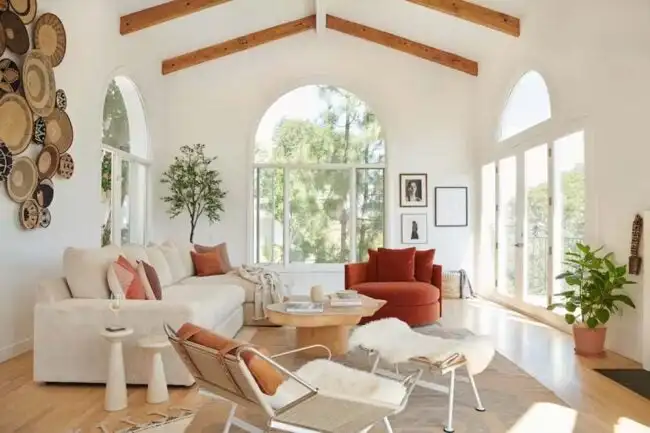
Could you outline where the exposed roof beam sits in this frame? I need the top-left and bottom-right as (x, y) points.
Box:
(120, 0), (232, 35)
(406, 0), (520, 37)
(326, 15), (478, 76)
(162, 15), (317, 75)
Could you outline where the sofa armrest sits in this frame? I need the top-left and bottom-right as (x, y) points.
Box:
(345, 263), (368, 289)
(431, 264), (443, 289)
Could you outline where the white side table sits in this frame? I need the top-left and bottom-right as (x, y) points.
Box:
(138, 335), (171, 404)
(101, 327), (133, 412)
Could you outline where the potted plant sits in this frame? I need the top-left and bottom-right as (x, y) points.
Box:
(549, 243), (636, 357)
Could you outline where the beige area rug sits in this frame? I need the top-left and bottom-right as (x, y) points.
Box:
(136, 326), (606, 433)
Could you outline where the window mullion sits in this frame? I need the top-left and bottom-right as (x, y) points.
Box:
(349, 168), (357, 263)
(111, 152), (121, 246)
(283, 168), (290, 266)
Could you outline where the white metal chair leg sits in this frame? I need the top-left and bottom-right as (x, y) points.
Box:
(467, 367), (486, 412)
(443, 369), (456, 433)
(371, 353), (381, 373)
(222, 402), (237, 433)
(383, 417), (394, 433)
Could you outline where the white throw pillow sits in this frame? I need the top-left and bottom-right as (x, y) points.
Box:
(63, 245), (121, 299)
(163, 240), (194, 278)
(159, 243), (186, 283)
(121, 244), (149, 267)
(145, 246), (173, 287)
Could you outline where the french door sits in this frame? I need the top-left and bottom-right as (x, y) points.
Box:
(484, 131), (585, 307)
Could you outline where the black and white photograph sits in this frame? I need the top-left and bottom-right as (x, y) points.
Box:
(435, 186), (468, 227)
(401, 213), (428, 244)
(399, 173), (428, 207)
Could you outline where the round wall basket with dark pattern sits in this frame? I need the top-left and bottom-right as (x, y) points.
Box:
(33, 177), (53, 208)
(33, 12), (66, 68)
(33, 116), (45, 144)
(9, 0), (37, 24)
(1, 10), (29, 54)
(39, 206), (50, 228)
(0, 0), (8, 11)
(44, 108), (72, 154)
(0, 93), (33, 155)
(7, 155), (37, 202)
(23, 50), (56, 117)
(0, 142), (13, 181)
(36, 144), (58, 179)
(55, 89), (66, 110)
(0, 21), (5, 57)
(0, 58), (21, 96)
(19, 198), (40, 230)
(57, 152), (73, 179)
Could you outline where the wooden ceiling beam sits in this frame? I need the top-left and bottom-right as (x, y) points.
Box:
(162, 15), (317, 75)
(326, 15), (478, 76)
(406, 0), (520, 37)
(120, 0), (232, 35)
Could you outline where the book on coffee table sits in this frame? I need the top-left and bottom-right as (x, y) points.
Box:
(285, 301), (325, 313)
(330, 290), (363, 307)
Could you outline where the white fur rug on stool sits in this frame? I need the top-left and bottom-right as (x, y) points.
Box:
(349, 318), (495, 375)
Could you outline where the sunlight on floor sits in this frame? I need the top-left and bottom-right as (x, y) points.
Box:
(615, 418), (650, 433)
(507, 402), (577, 433)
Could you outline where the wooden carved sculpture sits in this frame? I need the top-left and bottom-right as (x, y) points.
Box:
(629, 214), (643, 275)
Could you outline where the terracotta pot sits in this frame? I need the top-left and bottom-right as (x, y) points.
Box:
(572, 324), (607, 357)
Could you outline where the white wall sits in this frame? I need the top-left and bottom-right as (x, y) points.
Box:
(0, 1), (165, 362)
(152, 30), (476, 294)
(471, 0), (650, 362)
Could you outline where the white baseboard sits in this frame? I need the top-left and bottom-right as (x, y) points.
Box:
(0, 337), (32, 363)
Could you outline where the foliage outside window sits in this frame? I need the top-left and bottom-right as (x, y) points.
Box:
(253, 85), (385, 265)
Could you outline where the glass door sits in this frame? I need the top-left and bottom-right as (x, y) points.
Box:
(497, 156), (518, 297)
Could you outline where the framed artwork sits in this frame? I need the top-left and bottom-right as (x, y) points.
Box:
(401, 213), (428, 244)
(435, 186), (468, 227)
(399, 173), (427, 207)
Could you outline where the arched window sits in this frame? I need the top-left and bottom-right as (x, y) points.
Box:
(499, 71), (551, 141)
(101, 76), (150, 246)
(253, 85), (386, 265)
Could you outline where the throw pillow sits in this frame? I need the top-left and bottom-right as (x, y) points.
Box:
(107, 255), (147, 300)
(191, 251), (226, 276)
(137, 261), (162, 300)
(158, 243), (186, 283)
(377, 247), (416, 282)
(177, 323), (284, 395)
(121, 244), (150, 267)
(145, 246), (173, 287)
(367, 249), (379, 282)
(414, 249), (436, 283)
(63, 245), (121, 299)
(194, 242), (233, 273)
(163, 240), (195, 278)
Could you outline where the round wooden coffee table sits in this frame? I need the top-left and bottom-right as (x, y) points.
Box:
(265, 294), (386, 357)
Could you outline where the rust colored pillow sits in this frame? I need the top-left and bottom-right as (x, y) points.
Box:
(367, 249), (379, 282)
(177, 323), (284, 395)
(191, 251), (226, 276)
(194, 242), (233, 273)
(107, 255), (147, 300)
(377, 248), (416, 282)
(414, 249), (436, 283)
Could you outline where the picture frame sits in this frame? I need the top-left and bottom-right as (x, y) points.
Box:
(399, 173), (428, 207)
(434, 186), (468, 227)
(401, 213), (428, 244)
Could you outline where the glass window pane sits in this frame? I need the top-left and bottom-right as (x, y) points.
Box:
(101, 150), (113, 246)
(127, 162), (147, 245)
(480, 163), (496, 293)
(120, 160), (131, 245)
(356, 169), (384, 261)
(289, 169), (351, 264)
(103, 79), (130, 153)
(254, 168), (284, 264)
(500, 71), (551, 141)
(497, 156), (517, 296)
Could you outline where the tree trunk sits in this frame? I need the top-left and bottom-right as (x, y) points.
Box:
(189, 222), (196, 244)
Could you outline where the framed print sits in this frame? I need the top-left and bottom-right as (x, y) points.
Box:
(435, 186), (468, 227)
(400, 173), (427, 207)
(402, 213), (428, 244)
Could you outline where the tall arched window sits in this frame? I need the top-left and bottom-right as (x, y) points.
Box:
(101, 76), (150, 246)
(253, 85), (386, 265)
(499, 71), (551, 141)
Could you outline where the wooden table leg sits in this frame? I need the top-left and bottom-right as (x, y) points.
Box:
(295, 326), (350, 357)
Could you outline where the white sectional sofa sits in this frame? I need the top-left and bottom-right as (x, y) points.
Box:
(33, 241), (260, 386)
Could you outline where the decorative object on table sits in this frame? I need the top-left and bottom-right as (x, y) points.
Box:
(0, 92), (33, 155)
(22, 49), (56, 117)
(57, 151), (73, 178)
(38, 206), (50, 228)
(138, 336), (171, 404)
(161, 143), (227, 243)
(399, 173), (427, 207)
(32, 178), (53, 207)
(101, 327), (133, 412)
(629, 214), (643, 275)
(401, 213), (428, 244)
(435, 186), (468, 227)
(35, 144), (58, 178)
(0, 58), (20, 95)
(32, 116), (45, 144)
(54, 88), (66, 110)
(0, 142), (13, 181)
(33, 12), (66, 67)
(549, 242), (636, 357)
(19, 198), (39, 229)
(329, 290), (362, 307)
(1, 10), (28, 54)
(309, 284), (325, 302)
(6, 155), (37, 202)
(9, 0), (37, 24)
(108, 292), (124, 329)
(44, 107), (73, 153)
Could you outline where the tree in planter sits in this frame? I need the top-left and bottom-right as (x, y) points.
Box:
(161, 144), (227, 243)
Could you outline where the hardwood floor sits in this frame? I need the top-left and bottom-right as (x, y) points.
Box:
(1, 299), (649, 432)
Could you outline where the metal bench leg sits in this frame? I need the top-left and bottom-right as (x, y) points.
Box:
(443, 369), (456, 433)
(383, 417), (394, 433)
(467, 366), (486, 412)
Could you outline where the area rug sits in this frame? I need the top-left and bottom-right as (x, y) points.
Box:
(594, 369), (650, 400)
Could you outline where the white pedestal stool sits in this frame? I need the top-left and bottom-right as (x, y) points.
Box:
(101, 327), (133, 411)
(139, 336), (171, 404)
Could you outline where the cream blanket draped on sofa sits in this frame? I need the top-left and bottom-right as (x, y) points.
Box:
(236, 265), (285, 320)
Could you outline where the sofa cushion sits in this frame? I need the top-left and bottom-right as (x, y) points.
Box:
(182, 273), (257, 303)
(351, 282), (439, 306)
(121, 245), (149, 268)
(145, 246), (173, 287)
(377, 248), (416, 282)
(414, 249), (436, 283)
(164, 240), (194, 278)
(191, 250), (226, 276)
(159, 243), (186, 283)
(63, 245), (122, 299)
(367, 249), (379, 282)
(107, 256), (147, 300)
(195, 242), (233, 273)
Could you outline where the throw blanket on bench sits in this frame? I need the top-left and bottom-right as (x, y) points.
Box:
(236, 265), (285, 320)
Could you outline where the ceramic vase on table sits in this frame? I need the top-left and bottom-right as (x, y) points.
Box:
(310, 285), (325, 302)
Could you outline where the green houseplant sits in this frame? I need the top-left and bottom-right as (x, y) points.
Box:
(161, 144), (227, 243)
(548, 243), (636, 357)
